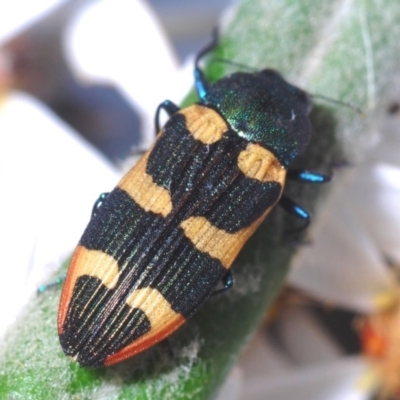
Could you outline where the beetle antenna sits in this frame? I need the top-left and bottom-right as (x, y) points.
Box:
(310, 93), (365, 116)
(194, 29), (219, 101)
(211, 57), (257, 73)
(211, 54), (364, 116)
(195, 28), (219, 69)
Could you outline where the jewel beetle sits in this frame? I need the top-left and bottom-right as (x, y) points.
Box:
(58, 34), (329, 367)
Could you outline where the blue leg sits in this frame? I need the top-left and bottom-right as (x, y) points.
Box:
(39, 193), (110, 295)
(37, 275), (66, 294)
(279, 194), (310, 232)
(155, 100), (180, 133)
(91, 192), (109, 219)
(282, 169), (329, 234)
(155, 32), (218, 131)
(287, 169), (331, 184)
(194, 29), (218, 101)
(212, 269), (234, 297)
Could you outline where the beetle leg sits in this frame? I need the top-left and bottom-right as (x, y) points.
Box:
(281, 168), (330, 234)
(91, 192), (110, 219)
(37, 275), (66, 295)
(279, 194), (310, 234)
(212, 269), (234, 297)
(155, 100), (180, 133)
(39, 193), (110, 295)
(287, 169), (331, 184)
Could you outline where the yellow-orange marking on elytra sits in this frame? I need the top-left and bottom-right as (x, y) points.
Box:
(180, 209), (278, 269)
(104, 288), (185, 365)
(118, 151), (173, 217)
(125, 287), (182, 329)
(58, 246), (119, 332)
(181, 104), (228, 144)
(238, 143), (286, 183)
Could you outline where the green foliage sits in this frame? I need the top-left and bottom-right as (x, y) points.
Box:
(2, 0), (400, 398)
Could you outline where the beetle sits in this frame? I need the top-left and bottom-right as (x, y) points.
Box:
(58, 34), (328, 367)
